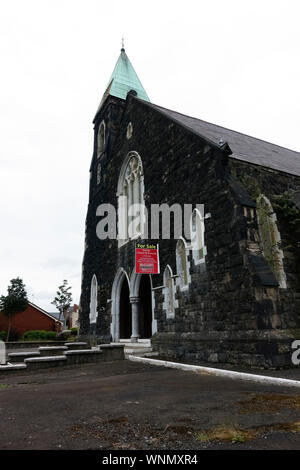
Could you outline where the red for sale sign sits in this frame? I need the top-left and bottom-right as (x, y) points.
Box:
(135, 243), (160, 274)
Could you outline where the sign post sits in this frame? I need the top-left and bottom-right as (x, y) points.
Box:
(135, 243), (160, 275)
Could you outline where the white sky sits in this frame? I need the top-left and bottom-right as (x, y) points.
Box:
(0, 0), (299, 312)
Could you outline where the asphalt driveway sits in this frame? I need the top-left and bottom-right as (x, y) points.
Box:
(0, 360), (300, 450)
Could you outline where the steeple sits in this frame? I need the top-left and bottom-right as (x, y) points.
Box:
(97, 47), (150, 113)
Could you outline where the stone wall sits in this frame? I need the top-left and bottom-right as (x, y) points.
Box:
(80, 93), (300, 367)
(6, 341), (66, 349)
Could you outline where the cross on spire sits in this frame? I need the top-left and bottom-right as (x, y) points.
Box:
(121, 35), (125, 51)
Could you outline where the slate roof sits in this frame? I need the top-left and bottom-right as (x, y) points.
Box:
(140, 99), (300, 177)
(48, 311), (61, 320)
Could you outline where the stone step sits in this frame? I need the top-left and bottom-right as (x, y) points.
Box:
(8, 351), (40, 363)
(99, 344), (125, 361)
(111, 340), (152, 358)
(39, 346), (68, 357)
(119, 339), (151, 345)
(0, 363), (27, 372)
(65, 349), (103, 365)
(136, 351), (159, 358)
(118, 342), (151, 349)
(65, 349), (103, 354)
(64, 342), (89, 350)
(123, 342), (152, 348)
(124, 347), (153, 355)
(1, 345), (125, 373)
(25, 355), (67, 370)
(125, 352), (158, 359)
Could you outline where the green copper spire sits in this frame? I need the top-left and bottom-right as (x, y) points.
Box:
(98, 47), (150, 111)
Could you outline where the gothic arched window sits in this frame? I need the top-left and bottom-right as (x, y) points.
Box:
(126, 122), (133, 140)
(117, 152), (145, 245)
(176, 238), (189, 290)
(89, 275), (98, 324)
(163, 265), (176, 319)
(97, 121), (105, 157)
(190, 208), (206, 264)
(97, 163), (102, 185)
(256, 194), (287, 289)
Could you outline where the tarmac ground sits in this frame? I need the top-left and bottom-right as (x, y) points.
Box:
(1, 359), (300, 450)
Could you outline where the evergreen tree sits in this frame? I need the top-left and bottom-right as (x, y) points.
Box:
(0, 278), (28, 342)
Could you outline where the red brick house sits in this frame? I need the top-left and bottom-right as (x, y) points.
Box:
(0, 302), (63, 337)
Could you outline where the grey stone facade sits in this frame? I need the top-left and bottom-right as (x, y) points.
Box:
(79, 67), (300, 369)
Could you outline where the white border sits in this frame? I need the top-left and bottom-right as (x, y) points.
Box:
(129, 356), (300, 389)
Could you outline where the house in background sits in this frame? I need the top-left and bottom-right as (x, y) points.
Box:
(64, 304), (79, 329)
(50, 304), (79, 330)
(0, 302), (63, 337)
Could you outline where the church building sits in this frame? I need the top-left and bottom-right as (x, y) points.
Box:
(79, 46), (300, 368)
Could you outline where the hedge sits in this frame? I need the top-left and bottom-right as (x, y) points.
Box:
(23, 330), (57, 341)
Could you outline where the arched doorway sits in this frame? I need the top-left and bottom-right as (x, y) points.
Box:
(138, 275), (152, 338)
(119, 278), (132, 339)
(112, 269), (156, 342)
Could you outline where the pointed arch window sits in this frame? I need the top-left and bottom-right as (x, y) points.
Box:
(117, 152), (145, 246)
(97, 163), (102, 185)
(256, 195), (287, 289)
(97, 121), (105, 157)
(126, 122), (133, 140)
(176, 238), (190, 290)
(190, 208), (206, 264)
(163, 265), (177, 319)
(89, 275), (98, 324)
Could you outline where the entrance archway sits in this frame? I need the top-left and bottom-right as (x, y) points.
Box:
(111, 268), (130, 342)
(119, 278), (131, 339)
(138, 275), (152, 339)
(111, 269), (157, 343)
(130, 271), (156, 340)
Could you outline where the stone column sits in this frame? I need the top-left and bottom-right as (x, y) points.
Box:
(115, 311), (120, 342)
(130, 296), (140, 343)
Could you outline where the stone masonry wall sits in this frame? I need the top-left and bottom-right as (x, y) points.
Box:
(80, 94), (300, 367)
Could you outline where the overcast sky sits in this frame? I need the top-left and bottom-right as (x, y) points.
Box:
(1, 0), (299, 312)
